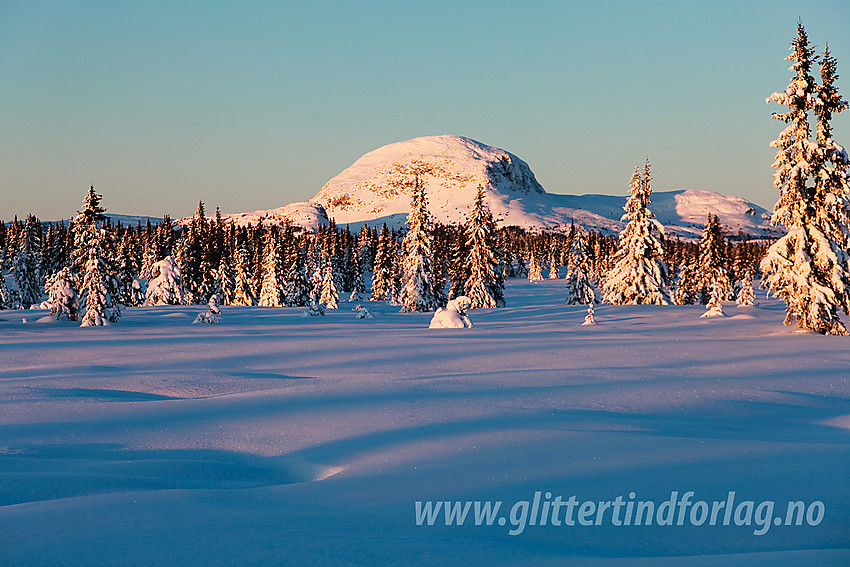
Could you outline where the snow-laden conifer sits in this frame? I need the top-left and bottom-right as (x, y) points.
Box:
(761, 24), (850, 334)
(213, 253), (236, 306)
(79, 248), (113, 326)
(565, 229), (597, 305)
(463, 186), (505, 308)
(528, 252), (543, 282)
(514, 250), (528, 278)
(14, 214), (43, 309)
(548, 253), (560, 279)
(697, 214), (732, 304)
(602, 161), (669, 305)
(398, 177), (437, 312)
(371, 224), (395, 301)
(672, 255), (700, 306)
(320, 263), (339, 310)
(0, 272), (11, 309)
(73, 187), (120, 324)
(283, 256), (312, 307)
(232, 247), (256, 306)
(258, 231), (284, 307)
(736, 273), (756, 306)
(144, 256), (185, 306)
(45, 267), (78, 321)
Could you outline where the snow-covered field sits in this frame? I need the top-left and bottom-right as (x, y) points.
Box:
(1, 279), (849, 566)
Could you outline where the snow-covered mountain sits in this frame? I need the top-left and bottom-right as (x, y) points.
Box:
(209, 135), (779, 238)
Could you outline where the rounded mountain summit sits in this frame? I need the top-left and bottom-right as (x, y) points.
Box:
(217, 135), (777, 238)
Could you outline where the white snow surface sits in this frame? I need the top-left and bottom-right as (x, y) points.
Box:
(200, 136), (778, 237)
(192, 201), (330, 230)
(1, 280), (848, 565)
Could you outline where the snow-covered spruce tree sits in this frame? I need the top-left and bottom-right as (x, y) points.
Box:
(79, 246), (112, 326)
(528, 251), (543, 281)
(447, 228), (469, 299)
(213, 252), (236, 306)
(761, 24), (850, 334)
(73, 187), (121, 325)
(463, 185), (505, 308)
(14, 214), (43, 309)
(736, 271), (756, 306)
(0, 272), (10, 310)
(602, 161), (669, 305)
(172, 234), (195, 305)
(514, 248), (528, 278)
(140, 234), (157, 279)
(283, 256), (311, 307)
(116, 240), (141, 306)
(672, 255), (700, 305)
(697, 214), (732, 304)
(45, 267), (78, 321)
(258, 231), (285, 307)
(398, 176), (438, 312)
(231, 246), (256, 306)
(144, 255), (185, 306)
(349, 264), (365, 302)
(0, 265), (10, 309)
(565, 228), (598, 305)
(548, 253), (560, 279)
(370, 224), (394, 301)
(320, 262), (339, 309)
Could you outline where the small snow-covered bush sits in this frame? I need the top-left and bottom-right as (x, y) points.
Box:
(301, 300), (326, 317)
(700, 303), (725, 318)
(581, 304), (597, 326)
(354, 305), (373, 319)
(193, 294), (221, 325)
(429, 296), (473, 329)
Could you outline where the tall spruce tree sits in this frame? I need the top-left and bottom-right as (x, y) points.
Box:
(283, 253), (311, 307)
(213, 251), (236, 306)
(258, 230), (285, 307)
(672, 254), (700, 306)
(697, 214), (732, 304)
(761, 24), (850, 334)
(463, 185), (505, 308)
(565, 228), (597, 305)
(14, 214), (43, 309)
(602, 161), (669, 305)
(528, 251), (543, 281)
(398, 176), (437, 312)
(370, 223), (395, 301)
(232, 246), (256, 306)
(73, 187), (121, 325)
(320, 261), (339, 309)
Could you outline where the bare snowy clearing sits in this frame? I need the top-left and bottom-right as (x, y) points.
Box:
(1, 279), (848, 565)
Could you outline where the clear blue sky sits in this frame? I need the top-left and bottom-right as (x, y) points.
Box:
(2, 0), (849, 220)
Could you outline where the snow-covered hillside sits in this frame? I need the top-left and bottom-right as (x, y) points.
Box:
(1, 280), (847, 565)
(208, 135), (778, 238)
(206, 201), (329, 230)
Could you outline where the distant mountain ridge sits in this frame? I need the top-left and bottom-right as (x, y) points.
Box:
(193, 135), (780, 239)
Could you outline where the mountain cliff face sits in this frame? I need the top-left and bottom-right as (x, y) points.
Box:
(206, 135), (779, 238)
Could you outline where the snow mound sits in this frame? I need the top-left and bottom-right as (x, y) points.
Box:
(429, 296), (473, 328)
